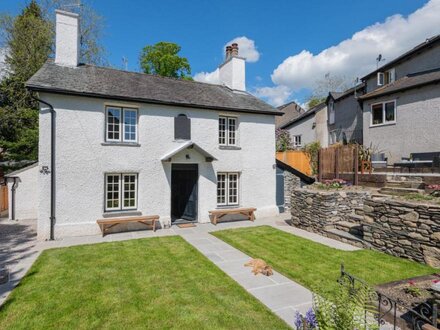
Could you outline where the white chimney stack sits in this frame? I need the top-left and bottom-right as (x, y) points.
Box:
(55, 10), (80, 67)
(219, 43), (246, 91)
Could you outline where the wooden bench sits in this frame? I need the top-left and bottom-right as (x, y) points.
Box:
(96, 215), (159, 237)
(209, 207), (256, 225)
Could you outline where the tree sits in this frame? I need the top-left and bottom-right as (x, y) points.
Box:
(306, 73), (349, 109)
(0, 0), (106, 163)
(0, 1), (51, 162)
(40, 0), (107, 65)
(140, 42), (192, 79)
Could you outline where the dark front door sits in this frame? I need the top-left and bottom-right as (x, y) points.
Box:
(171, 164), (198, 222)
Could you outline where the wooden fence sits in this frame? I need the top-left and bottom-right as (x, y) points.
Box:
(276, 151), (312, 176)
(0, 184), (8, 213)
(318, 145), (359, 185)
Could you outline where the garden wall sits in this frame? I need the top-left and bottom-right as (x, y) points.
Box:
(290, 188), (370, 232)
(283, 172), (301, 211)
(363, 199), (440, 267)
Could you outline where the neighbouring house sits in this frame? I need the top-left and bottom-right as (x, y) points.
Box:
(275, 101), (304, 129)
(326, 83), (365, 145)
(279, 102), (328, 148)
(16, 10), (280, 239)
(360, 34), (440, 164)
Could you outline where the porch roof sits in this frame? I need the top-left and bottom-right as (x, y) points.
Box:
(160, 141), (217, 162)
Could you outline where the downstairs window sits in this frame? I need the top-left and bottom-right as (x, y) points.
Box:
(217, 172), (239, 206)
(105, 173), (138, 211)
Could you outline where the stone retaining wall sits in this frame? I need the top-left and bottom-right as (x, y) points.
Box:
(290, 188), (369, 233)
(363, 199), (440, 267)
(290, 188), (440, 267)
(283, 172), (301, 211)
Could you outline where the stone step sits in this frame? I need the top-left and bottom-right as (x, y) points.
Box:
(354, 207), (365, 216)
(385, 180), (424, 189)
(386, 175), (423, 182)
(371, 193), (389, 200)
(379, 187), (424, 196)
(324, 228), (367, 248)
(334, 221), (363, 236)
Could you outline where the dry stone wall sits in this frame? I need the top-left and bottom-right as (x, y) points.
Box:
(290, 188), (369, 233)
(363, 199), (440, 267)
(290, 188), (440, 267)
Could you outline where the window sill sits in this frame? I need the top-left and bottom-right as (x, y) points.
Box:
(216, 205), (240, 209)
(101, 142), (141, 147)
(370, 122), (396, 128)
(219, 146), (241, 150)
(102, 210), (142, 218)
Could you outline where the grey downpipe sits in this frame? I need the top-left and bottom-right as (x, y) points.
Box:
(9, 177), (18, 220)
(31, 94), (55, 240)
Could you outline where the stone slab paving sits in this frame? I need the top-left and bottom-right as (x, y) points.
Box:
(0, 213), (361, 327)
(179, 230), (313, 327)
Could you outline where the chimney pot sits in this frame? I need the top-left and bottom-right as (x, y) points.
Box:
(225, 45), (232, 60)
(231, 43), (239, 56)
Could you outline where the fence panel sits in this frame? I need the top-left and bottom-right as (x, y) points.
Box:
(276, 151), (312, 176)
(319, 145), (359, 184)
(0, 185), (7, 213)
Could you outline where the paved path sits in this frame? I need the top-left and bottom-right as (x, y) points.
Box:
(0, 213), (360, 327)
(180, 230), (313, 326)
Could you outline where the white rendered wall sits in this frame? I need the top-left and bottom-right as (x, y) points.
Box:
(7, 164), (38, 221)
(37, 93), (278, 239)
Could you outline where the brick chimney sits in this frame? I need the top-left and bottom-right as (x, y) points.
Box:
(219, 43), (246, 91)
(55, 10), (80, 67)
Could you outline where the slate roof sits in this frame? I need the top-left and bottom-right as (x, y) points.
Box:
(275, 101), (305, 128)
(360, 68), (440, 100)
(280, 102), (326, 129)
(26, 60), (280, 115)
(362, 34), (440, 80)
(328, 82), (365, 102)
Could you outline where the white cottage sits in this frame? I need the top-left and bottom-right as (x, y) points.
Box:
(21, 10), (280, 239)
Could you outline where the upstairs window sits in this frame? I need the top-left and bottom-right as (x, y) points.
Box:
(219, 116), (237, 146)
(106, 107), (138, 143)
(377, 68), (395, 86)
(328, 100), (335, 124)
(293, 135), (302, 148)
(371, 101), (396, 126)
(174, 114), (191, 140)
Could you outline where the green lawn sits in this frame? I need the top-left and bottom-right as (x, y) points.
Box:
(212, 226), (437, 298)
(0, 236), (289, 330)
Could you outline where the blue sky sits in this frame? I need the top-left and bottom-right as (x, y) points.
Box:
(2, 0), (439, 106)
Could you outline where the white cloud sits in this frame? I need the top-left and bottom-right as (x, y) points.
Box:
(266, 0), (440, 97)
(194, 36), (260, 83)
(252, 85), (292, 107)
(193, 68), (220, 84)
(224, 36), (260, 63)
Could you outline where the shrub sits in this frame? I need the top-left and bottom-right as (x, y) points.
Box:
(276, 128), (293, 152)
(302, 141), (320, 176)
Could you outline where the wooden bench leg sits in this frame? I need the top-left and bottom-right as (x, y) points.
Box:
(153, 219), (156, 232)
(250, 211), (255, 222)
(213, 215), (217, 225)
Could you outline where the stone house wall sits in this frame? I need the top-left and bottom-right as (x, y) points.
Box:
(363, 199), (440, 267)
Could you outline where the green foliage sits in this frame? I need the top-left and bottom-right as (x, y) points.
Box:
(0, 1), (50, 162)
(313, 280), (379, 330)
(276, 128), (293, 152)
(140, 42), (192, 79)
(302, 141), (320, 175)
(307, 97), (325, 109)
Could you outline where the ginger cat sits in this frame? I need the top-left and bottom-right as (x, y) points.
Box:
(244, 258), (273, 276)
